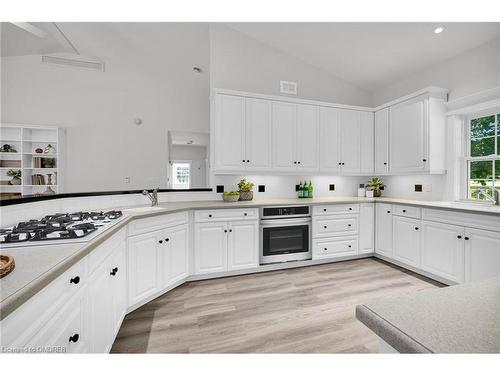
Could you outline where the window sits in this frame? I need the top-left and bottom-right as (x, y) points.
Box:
(466, 113), (500, 200)
(171, 162), (190, 189)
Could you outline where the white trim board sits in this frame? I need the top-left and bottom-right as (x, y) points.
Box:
(212, 86), (449, 113)
(446, 87), (500, 115)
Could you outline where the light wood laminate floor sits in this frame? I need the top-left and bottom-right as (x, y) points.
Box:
(111, 258), (442, 353)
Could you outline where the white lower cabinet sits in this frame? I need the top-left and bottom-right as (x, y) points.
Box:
(162, 224), (189, 287)
(464, 228), (500, 283)
(359, 203), (374, 254)
(392, 216), (421, 268)
(421, 221), (465, 283)
(194, 218), (258, 275)
(375, 203), (393, 258)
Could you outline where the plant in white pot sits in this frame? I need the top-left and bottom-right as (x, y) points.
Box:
(7, 169), (21, 185)
(237, 178), (255, 201)
(366, 177), (384, 197)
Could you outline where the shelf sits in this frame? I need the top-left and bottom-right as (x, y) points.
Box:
(23, 184), (58, 187)
(24, 153), (57, 157)
(0, 139), (22, 143)
(0, 185), (21, 189)
(23, 167), (57, 170)
(23, 139), (58, 143)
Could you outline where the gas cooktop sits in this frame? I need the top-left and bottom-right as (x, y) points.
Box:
(0, 210), (125, 248)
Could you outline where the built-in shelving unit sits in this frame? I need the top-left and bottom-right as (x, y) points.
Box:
(0, 123), (63, 199)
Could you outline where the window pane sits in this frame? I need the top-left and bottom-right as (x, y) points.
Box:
(496, 160), (500, 179)
(470, 160), (493, 179)
(471, 115), (495, 138)
(471, 137), (495, 156)
(469, 181), (493, 200)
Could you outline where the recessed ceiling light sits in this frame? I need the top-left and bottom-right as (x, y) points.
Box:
(434, 27), (444, 34)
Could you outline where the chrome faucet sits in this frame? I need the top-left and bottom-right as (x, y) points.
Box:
(480, 188), (499, 206)
(142, 188), (159, 206)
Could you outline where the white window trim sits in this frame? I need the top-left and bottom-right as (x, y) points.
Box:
(463, 109), (500, 201)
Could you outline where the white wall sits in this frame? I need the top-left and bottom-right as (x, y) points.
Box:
(1, 23), (210, 193)
(372, 37), (500, 106)
(210, 24), (372, 107)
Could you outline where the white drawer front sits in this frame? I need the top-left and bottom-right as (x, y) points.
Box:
(313, 237), (358, 259)
(393, 205), (421, 219)
(313, 216), (358, 238)
(313, 204), (359, 216)
(1, 259), (87, 348)
(422, 208), (500, 233)
(194, 208), (258, 222)
(128, 211), (189, 236)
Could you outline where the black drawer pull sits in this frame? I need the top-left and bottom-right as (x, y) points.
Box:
(402, 209), (406, 213)
(70, 276), (80, 284)
(246, 160), (250, 163)
(242, 159), (245, 163)
(208, 214), (212, 218)
(347, 224), (352, 227)
(165, 238), (169, 242)
(69, 334), (79, 343)
(415, 227), (419, 231)
(224, 229), (228, 233)
(110, 267), (118, 276)
(383, 162), (388, 165)
(323, 208), (327, 212)
(298, 161), (301, 164)
(294, 161), (297, 164)
(349, 207), (352, 211)
(348, 245), (352, 248)
(423, 159), (427, 162)
(324, 247), (327, 251)
(244, 213), (247, 216)
(159, 240), (163, 244)
(457, 235), (462, 239)
(465, 237), (470, 240)
(323, 226), (327, 229)
(387, 210), (391, 214)
(229, 229), (233, 232)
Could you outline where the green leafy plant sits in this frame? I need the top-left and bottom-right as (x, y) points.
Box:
(222, 191), (240, 196)
(6, 169), (21, 179)
(237, 178), (254, 192)
(366, 177), (384, 191)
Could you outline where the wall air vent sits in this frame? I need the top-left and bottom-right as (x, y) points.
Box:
(280, 80), (298, 95)
(41, 54), (105, 72)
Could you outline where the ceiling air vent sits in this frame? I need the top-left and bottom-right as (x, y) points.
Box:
(42, 54), (105, 72)
(280, 80), (297, 95)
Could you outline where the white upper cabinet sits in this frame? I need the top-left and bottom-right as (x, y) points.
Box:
(338, 109), (374, 175)
(272, 101), (297, 171)
(389, 95), (428, 173)
(296, 104), (319, 172)
(374, 107), (389, 173)
(214, 94), (245, 171)
(245, 98), (272, 171)
(319, 107), (341, 173)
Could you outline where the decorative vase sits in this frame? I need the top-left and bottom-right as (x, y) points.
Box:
(222, 194), (240, 202)
(373, 188), (382, 197)
(10, 177), (21, 186)
(239, 191), (253, 201)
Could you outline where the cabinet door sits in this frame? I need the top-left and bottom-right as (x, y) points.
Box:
(127, 231), (161, 306)
(296, 104), (319, 172)
(194, 222), (228, 274)
(88, 261), (113, 353)
(389, 95), (428, 173)
(359, 203), (374, 254)
(374, 108), (389, 173)
(109, 243), (127, 336)
(272, 101), (297, 171)
(421, 221), (465, 283)
(227, 221), (259, 271)
(360, 112), (374, 174)
(393, 216), (421, 268)
(319, 107), (341, 173)
(214, 94), (245, 171)
(464, 228), (500, 282)
(339, 109), (361, 174)
(245, 98), (272, 171)
(163, 224), (189, 287)
(375, 203), (393, 258)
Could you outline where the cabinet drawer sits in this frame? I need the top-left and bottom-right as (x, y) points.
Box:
(0, 259), (87, 348)
(27, 290), (87, 353)
(313, 216), (358, 238)
(88, 228), (126, 275)
(313, 237), (358, 259)
(128, 211), (188, 236)
(393, 205), (421, 219)
(194, 208), (258, 222)
(313, 204), (359, 216)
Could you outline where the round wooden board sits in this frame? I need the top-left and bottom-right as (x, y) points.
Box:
(0, 254), (15, 278)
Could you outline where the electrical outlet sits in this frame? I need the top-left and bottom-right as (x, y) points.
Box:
(258, 185), (265, 192)
(329, 184), (335, 191)
(216, 185), (224, 193)
(415, 184), (423, 192)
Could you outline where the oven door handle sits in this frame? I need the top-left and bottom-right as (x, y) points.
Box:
(260, 218), (311, 226)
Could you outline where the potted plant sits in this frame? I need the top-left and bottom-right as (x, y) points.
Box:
(7, 169), (21, 185)
(366, 177), (384, 197)
(237, 178), (255, 201)
(222, 191), (240, 202)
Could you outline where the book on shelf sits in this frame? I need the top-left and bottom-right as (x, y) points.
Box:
(31, 174), (46, 185)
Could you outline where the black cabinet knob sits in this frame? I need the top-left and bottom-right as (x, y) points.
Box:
(415, 227), (419, 230)
(457, 235), (462, 239)
(324, 247), (327, 251)
(69, 334), (79, 343)
(323, 226), (327, 229)
(342, 163), (345, 165)
(349, 207), (352, 211)
(348, 224), (351, 227)
(244, 213), (247, 216)
(159, 240), (163, 244)
(165, 238), (169, 242)
(423, 159), (427, 162)
(383, 162), (388, 165)
(298, 161), (301, 164)
(338, 163), (341, 166)
(323, 208), (327, 212)
(402, 209), (406, 213)
(387, 211), (391, 214)
(224, 229), (228, 233)
(208, 214), (212, 218)
(465, 237), (470, 240)
(246, 160), (250, 163)
(229, 229), (233, 232)
(242, 160), (245, 163)
(293, 161), (297, 164)
(348, 245), (352, 248)
(70, 276), (80, 284)
(110, 267), (118, 276)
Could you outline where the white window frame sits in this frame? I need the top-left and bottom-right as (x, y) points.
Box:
(170, 160), (191, 189)
(464, 109), (500, 201)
